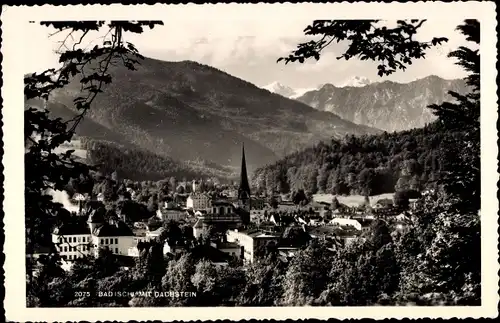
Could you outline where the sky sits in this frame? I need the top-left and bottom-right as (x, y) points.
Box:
(23, 10), (470, 89)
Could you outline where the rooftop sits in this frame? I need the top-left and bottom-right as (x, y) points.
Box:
(53, 219), (89, 236)
(212, 200), (234, 206)
(232, 228), (279, 239)
(212, 241), (240, 249)
(93, 221), (134, 237)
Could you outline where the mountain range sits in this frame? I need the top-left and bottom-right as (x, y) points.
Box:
(294, 76), (467, 132)
(27, 57), (379, 179)
(262, 76), (373, 99)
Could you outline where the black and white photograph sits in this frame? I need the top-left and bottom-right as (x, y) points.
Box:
(2, 2), (498, 321)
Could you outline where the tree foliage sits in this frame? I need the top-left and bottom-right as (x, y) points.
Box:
(278, 20), (448, 76)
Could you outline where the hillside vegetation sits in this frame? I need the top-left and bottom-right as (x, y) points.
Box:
(252, 122), (460, 196)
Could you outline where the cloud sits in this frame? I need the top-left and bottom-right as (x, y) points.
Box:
(24, 16), (472, 88)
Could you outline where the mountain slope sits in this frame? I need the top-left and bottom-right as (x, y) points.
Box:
(296, 75), (467, 132)
(39, 57), (379, 174)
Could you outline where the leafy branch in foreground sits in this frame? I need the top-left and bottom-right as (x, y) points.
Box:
(24, 21), (163, 273)
(278, 20), (448, 76)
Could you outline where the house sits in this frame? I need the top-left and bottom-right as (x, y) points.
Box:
(276, 201), (297, 212)
(156, 202), (186, 222)
(373, 198), (394, 210)
(226, 228), (279, 263)
(163, 242), (188, 256)
(269, 213), (295, 227)
(250, 209), (267, 224)
(351, 216), (374, 232)
(52, 219), (92, 261)
(207, 200), (234, 215)
(186, 193), (212, 210)
(192, 211), (243, 239)
(190, 244), (233, 267)
(329, 218), (362, 231)
(132, 227), (148, 244)
(90, 219), (135, 257)
(210, 240), (242, 259)
(146, 227), (165, 241)
(250, 197), (265, 210)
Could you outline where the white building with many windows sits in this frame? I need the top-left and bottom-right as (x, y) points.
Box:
(52, 207), (136, 261)
(226, 229), (279, 263)
(52, 221), (92, 261)
(186, 193), (212, 210)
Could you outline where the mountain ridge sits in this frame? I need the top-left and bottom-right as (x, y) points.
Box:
(28, 56), (379, 179)
(295, 75), (468, 132)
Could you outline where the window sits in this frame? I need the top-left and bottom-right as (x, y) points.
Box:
(100, 239), (104, 244)
(115, 238), (118, 244)
(63, 246), (67, 252)
(105, 238), (109, 244)
(115, 248), (118, 253)
(78, 237), (81, 243)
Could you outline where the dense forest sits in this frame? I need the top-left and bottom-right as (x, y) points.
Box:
(81, 138), (237, 181)
(252, 122), (461, 196)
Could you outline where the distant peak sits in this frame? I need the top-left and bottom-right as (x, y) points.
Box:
(338, 76), (372, 88)
(262, 81), (295, 97)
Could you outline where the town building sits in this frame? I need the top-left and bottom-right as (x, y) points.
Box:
(88, 215), (135, 257)
(210, 240), (242, 259)
(52, 206), (137, 261)
(52, 219), (92, 261)
(226, 228), (279, 263)
(206, 200), (234, 215)
(156, 201), (186, 221)
(250, 197), (265, 210)
(186, 193), (212, 210)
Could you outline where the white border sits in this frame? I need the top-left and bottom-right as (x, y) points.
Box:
(2, 2), (498, 321)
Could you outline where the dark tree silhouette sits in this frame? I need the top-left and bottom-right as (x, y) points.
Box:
(25, 21), (163, 283)
(278, 20), (448, 76)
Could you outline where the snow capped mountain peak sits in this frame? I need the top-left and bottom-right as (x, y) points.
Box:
(338, 76), (372, 88)
(262, 81), (295, 97)
(262, 82), (321, 99)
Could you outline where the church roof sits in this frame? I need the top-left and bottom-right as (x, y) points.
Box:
(238, 143), (251, 198)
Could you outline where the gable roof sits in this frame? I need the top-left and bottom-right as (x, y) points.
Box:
(53, 219), (89, 236)
(93, 221), (134, 237)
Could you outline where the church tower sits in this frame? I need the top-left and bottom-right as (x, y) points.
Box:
(238, 143), (251, 211)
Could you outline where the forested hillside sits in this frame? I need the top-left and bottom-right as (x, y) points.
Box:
(252, 122), (461, 196)
(81, 138), (237, 181)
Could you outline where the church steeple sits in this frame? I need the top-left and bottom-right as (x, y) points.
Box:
(238, 143), (251, 206)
